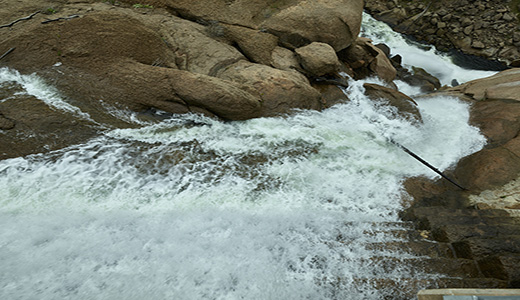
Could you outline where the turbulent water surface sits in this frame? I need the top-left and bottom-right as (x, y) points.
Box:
(0, 17), (490, 300)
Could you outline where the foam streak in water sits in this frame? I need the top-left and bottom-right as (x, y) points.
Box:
(0, 67), (92, 120)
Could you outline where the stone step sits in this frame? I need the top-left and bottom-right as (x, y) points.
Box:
(478, 253), (520, 286)
(410, 207), (511, 218)
(351, 277), (508, 290)
(451, 236), (520, 260)
(431, 223), (520, 243)
(406, 207), (519, 230)
(352, 257), (482, 279)
(364, 240), (455, 258)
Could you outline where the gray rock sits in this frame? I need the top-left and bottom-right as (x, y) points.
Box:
(472, 40), (485, 49)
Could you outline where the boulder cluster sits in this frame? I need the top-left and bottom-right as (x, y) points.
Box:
(365, 0), (520, 66)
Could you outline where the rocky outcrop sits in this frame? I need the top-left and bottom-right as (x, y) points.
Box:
(365, 0), (520, 66)
(363, 83), (422, 123)
(402, 68), (520, 289)
(0, 0), (369, 157)
(157, 0), (363, 52)
(0, 0), (366, 124)
(260, 0), (364, 51)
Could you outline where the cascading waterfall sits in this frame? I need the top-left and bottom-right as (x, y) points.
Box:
(0, 17), (489, 300)
(361, 12), (497, 87)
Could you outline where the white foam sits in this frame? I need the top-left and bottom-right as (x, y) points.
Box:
(0, 75), (485, 299)
(0, 67), (93, 121)
(361, 13), (498, 86)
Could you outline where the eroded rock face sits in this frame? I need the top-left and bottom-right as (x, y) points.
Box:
(1, 6), (333, 122)
(4, 1), (360, 157)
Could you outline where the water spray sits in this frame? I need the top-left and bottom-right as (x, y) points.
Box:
(388, 138), (467, 191)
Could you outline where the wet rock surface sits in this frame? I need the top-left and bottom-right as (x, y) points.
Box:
(401, 206), (520, 288)
(401, 68), (520, 290)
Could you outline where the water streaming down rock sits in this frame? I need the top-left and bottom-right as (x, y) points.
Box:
(0, 19), (490, 300)
(361, 13), (497, 87)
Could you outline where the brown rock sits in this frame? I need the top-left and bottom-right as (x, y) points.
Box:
(217, 60), (321, 117)
(0, 96), (98, 159)
(261, 0), (364, 51)
(313, 84), (348, 108)
(0, 113), (15, 130)
(460, 68), (520, 101)
(107, 61), (263, 120)
(339, 38), (397, 82)
(452, 237), (520, 260)
(222, 24), (279, 66)
(295, 42), (341, 77)
(454, 147), (520, 191)
(363, 83), (422, 123)
(472, 40), (485, 49)
(154, 17), (244, 76)
(479, 254), (520, 285)
(469, 100), (520, 147)
(270, 47), (301, 71)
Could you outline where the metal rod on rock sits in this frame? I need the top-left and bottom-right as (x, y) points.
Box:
(389, 138), (467, 191)
(0, 47), (15, 61)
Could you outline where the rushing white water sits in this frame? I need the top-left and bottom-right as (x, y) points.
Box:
(0, 68), (93, 121)
(0, 77), (486, 299)
(361, 13), (498, 86)
(0, 16), (493, 300)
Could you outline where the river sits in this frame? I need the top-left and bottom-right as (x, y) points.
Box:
(0, 14), (495, 300)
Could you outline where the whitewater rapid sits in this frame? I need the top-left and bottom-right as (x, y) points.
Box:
(361, 13), (497, 87)
(0, 16), (491, 300)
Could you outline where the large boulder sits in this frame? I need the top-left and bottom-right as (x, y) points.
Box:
(261, 0), (364, 51)
(107, 61), (263, 120)
(271, 46), (301, 71)
(163, 0), (363, 52)
(216, 60), (322, 117)
(0, 7), (328, 121)
(454, 147), (520, 192)
(295, 42), (341, 77)
(149, 16), (245, 76)
(469, 100), (520, 148)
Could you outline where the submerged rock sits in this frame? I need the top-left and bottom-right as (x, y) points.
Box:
(363, 83), (422, 123)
